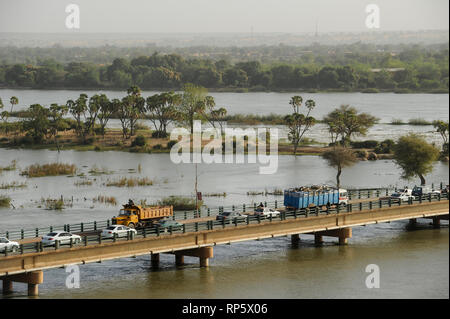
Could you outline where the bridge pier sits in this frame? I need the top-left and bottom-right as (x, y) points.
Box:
(291, 234), (300, 246)
(432, 216), (441, 228)
(310, 228), (352, 246)
(175, 255), (184, 266)
(151, 253), (160, 268)
(1, 270), (43, 297)
(171, 247), (214, 268)
(314, 234), (323, 245)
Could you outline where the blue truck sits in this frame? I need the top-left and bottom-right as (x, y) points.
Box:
(284, 187), (348, 209)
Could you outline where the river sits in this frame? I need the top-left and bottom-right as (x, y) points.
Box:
(0, 90), (448, 299)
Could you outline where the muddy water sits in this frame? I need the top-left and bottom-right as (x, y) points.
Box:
(0, 149), (448, 299)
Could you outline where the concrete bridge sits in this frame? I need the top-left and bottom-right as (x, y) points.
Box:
(1, 199), (448, 296)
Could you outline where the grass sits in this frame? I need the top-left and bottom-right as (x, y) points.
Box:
(203, 192), (227, 197)
(74, 179), (93, 186)
(154, 196), (203, 211)
(105, 177), (154, 187)
(225, 113), (285, 125)
(21, 163), (77, 178)
(390, 119), (405, 125)
(247, 191), (265, 196)
(40, 198), (71, 210)
(0, 196), (11, 208)
(88, 165), (114, 176)
(0, 181), (27, 190)
(93, 195), (117, 206)
(408, 118), (432, 126)
(0, 160), (17, 174)
(265, 188), (283, 196)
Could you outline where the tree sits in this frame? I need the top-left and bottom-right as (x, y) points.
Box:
(122, 86), (146, 137)
(322, 146), (358, 189)
(284, 96), (316, 155)
(48, 104), (69, 152)
(432, 120), (449, 148)
(97, 95), (116, 137)
(9, 96), (18, 113)
(393, 133), (440, 186)
(323, 105), (378, 146)
(146, 92), (181, 138)
(206, 107), (228, 135)
(67, 94), (88, 140)
(23, 104), (50, 143)
(178, 83), (215, 134)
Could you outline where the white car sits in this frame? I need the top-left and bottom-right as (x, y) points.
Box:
(101, 225), (137, 238)
(42, 231), (81, 246)
(390, 188), (415, 202)
(254, 207), (281, 218)
(0, 237), (20, 253)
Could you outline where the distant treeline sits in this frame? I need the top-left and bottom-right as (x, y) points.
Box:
(0, 43), (448, 92)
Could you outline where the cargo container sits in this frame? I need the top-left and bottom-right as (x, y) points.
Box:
(284, 188), (348, 209)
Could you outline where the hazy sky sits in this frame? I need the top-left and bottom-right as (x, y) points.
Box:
(0, 0), (448, 33)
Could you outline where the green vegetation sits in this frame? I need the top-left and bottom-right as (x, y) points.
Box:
(393, 133), (440, 185)
(0, 195), (11, 208)
(323, 105), (379, 146)
(154, 196), (202, 211)
(0, 181), (27, 190)
(0, 160), (17, 173)
(284, 96), (316, 155)
(408, 118), (432, 126)
(0, 42), (448, 92)
(203, 192), (227, 197)
(93, 195), (117, 206)
(322, 146), (358, 189)
(20, 163), (77, 177)
(40, 197), (71, 210)
(105, 177), (154, 187)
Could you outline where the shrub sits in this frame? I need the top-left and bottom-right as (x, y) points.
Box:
(21, 163), (77, 177)
(167, 140), (177, 149)
(151, 131), (168, 138)
(374, 139), (395, 154)
(0, 196), (11, 208)
(351, 140), (379, 149)
(155, 196), (202, 211)
(132, 135), (147, 147)
(152, 144), (163, 150)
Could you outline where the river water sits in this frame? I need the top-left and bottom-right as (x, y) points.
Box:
(0, 90), (448, 299)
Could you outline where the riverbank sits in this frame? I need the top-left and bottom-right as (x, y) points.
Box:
(0, 128), (394, 160)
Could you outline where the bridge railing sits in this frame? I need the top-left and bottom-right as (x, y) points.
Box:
(0, 184), (447, 242)
(1, 191), (448, 257)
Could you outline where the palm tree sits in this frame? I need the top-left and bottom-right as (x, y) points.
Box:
(10, 96), (18, 113)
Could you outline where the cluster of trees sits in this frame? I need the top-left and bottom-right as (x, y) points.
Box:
(0, 84), (228, 147)
(0, 45), (448, 91)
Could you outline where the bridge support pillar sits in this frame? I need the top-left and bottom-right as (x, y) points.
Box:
(409, 218), (417, 227)
(175, 255), (184, 266)
(151, 253), (160, 268)
(314, 234), (323, 245)
(291, 234), (300, 246)
(432, 217), (441, 228)
(170, 247), (213, 268)
(0, 270), (43, 297)
(310, 228), (352, 246)
(2, 279), (12, 295)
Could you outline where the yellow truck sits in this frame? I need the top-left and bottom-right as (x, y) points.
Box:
(112, 200), (173, 228)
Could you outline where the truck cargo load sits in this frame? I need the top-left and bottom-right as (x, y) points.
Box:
(284, 187), (348, 209)
(112, 200), (173, 228)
